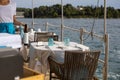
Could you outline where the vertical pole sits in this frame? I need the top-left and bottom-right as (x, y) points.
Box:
(80, 28), (84, 44)
(32, 0), (34, 28)
(103, 34), (109, 80)
(45, 22), (48, 32)
(104, 0), (107, 34)
(61, 0), (64, 41)
(103, 0), (108, 80)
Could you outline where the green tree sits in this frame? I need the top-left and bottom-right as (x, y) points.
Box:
(18, 4), (120, 18)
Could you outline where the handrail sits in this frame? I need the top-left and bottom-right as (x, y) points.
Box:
(47, 23), (60, 28)
(45, 22), (104, 40)
(64, 26), (80, 32)
(98, 59), (105, 64)
(83, 29), (104, 40)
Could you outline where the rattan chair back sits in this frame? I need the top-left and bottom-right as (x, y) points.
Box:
(34, 32), (58, 42)
(63, 50), (100, 80)
(48, 50), (100, 80)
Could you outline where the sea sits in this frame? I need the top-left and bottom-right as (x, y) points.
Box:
(17, 18), (120, 80)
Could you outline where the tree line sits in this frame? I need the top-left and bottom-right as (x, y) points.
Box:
(17, 4), (120, 18)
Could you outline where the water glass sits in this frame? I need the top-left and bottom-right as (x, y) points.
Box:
(30, 28), (34, 33)
(48, 38), (54, 46)
(37, 28), (41, 32)
(64, 38), (70, 46)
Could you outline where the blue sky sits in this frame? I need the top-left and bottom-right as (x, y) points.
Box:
(15, 0), (120, 9)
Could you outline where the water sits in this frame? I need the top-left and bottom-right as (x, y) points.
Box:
(18, 18), (120, 80)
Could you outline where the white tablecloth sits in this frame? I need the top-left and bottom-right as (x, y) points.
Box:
(28, 41), (89, 74)
(0, 33), (22, 48)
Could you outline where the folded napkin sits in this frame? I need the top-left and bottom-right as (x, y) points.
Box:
(76, 44), (89, 51)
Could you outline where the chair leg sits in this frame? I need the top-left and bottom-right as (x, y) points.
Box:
(49, 71), (52, 80)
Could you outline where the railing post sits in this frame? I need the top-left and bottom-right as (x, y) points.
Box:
(80, 28), (84, 44)
(45, 22), (48, 32)
(103, 34), (109, 80)
(61, 0), (64, 41)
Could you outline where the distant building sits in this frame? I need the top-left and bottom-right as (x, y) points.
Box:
(77, 6), (84, 11)
(16, 12), (24, 18)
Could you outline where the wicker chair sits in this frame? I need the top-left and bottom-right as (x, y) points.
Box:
(34, 32), (59, 42)
(48, 50), (100, 80)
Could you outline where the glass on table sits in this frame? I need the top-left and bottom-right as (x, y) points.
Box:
(30, 28), (34, 33)
(48, 38), (54, 46)
(37, 28), (41, 32)
(64, 37), (70, 46)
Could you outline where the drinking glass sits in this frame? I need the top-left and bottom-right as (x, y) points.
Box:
(37, 28), (41, 32)
(64, 38), (70, 46)
(48, 38), (54, 46)
(30, 29), (34, 33)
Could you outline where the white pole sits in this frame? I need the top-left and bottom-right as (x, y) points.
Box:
(61, 0), (64, 41)
(32, 0), (34, 28)
(103, 0), (109, 80)
(104, 0), (107, 34)
(103, 34), (109, 80)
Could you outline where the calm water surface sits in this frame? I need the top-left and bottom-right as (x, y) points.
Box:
(18, 18), (120, 80)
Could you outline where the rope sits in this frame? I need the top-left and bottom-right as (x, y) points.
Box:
(47, 23), (60, 28)
(82, 0), (100, 41)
